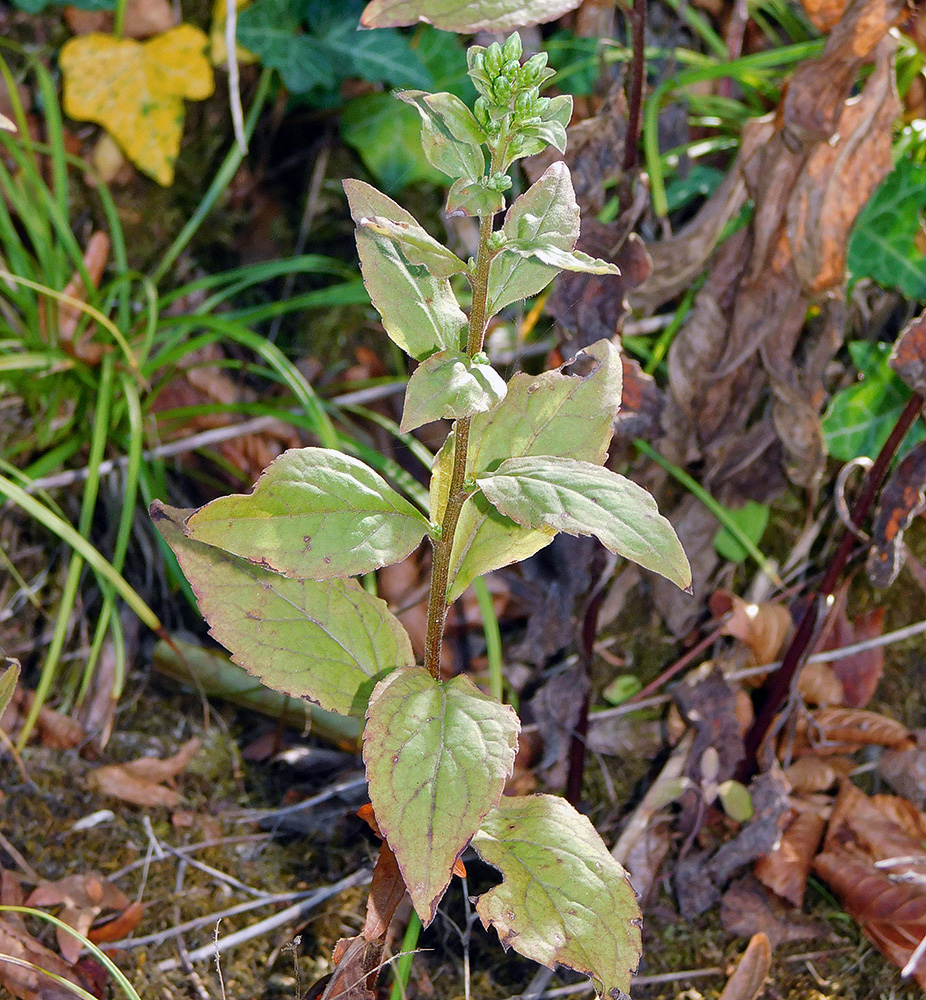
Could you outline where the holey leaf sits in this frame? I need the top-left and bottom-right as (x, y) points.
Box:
(345, 179), (468, 360)
(150, 503), (414, 718)
(361, 0), (583, 32)
(364, 668), (519, 923)
(477, 457), (691, 590)
(401, 350), (507, 431)
(183, 448), (430, 580)
(486, 161), (580, 317)
(472, 794), (642, 996)
(430, 339), (621, 602)
(60, 25), (214, 186)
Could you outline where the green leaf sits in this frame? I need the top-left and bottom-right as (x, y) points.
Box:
(361, 0), (583, 32)
(150, 503), (414, 718)
(486, 161), (580, 317)
(477, 456), (691, 590)
(503, 241), (620, 275)
(505, 95), (572, 164)
(183, 448), (430, 580)
(414, 91), (486, 146)
(344, 179), (468, 359)
(447, 177), (506, 218)
(0, 659), (20, 721)
(364, 668), (519, 923)
(601, 674), (641, 706)
(822, 341), (925, 461)
(848, 158), (926, 299)
(359, 216), (468, 279)
(402, 350), (507, 431)
(431, 339), (621, 602)
(472, 794), (641, 996)
(398, 90), (486, 182)
(717, 780), (753, 822)
(713, 501), (769, 563)
(238, 0), (335, 93)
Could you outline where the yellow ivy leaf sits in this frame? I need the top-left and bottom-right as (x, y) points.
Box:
(60, 25), (215, 186)
(210, 0), (258, 67)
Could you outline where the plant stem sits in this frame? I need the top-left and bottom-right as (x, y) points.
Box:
(423, 208), (496, 679)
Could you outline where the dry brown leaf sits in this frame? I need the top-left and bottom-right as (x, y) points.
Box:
(797, 660), (845, 708)
(879, 730), (926, 809)
(718, 932), (772, 1000)
(783, 755), (853, 794)
(65, 0), (175, 37)
(86, 736), (200, 807)
(812, 585), (885, 707)
(754, 807), (826, 907)
(721, 874), (828, 948)
(0, 912), (83, 1000)
(718, 593), (792, 664)
(794, 708), (913, 755)
(86, 900), (144, 943)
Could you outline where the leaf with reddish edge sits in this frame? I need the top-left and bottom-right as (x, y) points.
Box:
(472, 794), (641, 996)
(361, 0), (582, 32)
(151, 503), (414, 718)
(363, 668), (519, 924)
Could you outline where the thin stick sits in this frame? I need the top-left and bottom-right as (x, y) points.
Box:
(224, 0), (247, 153)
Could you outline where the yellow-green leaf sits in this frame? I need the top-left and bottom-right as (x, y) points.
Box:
(60, 25), (215, 186)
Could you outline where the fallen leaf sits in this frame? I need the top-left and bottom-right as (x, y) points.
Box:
(879, 729), (926, 809)
(721, 874), (828, 948)
(797, 660), (845, 708)
(65, 0), (175, 37)
(0, 912), (84, 1000)
(717, 592), (793, 664)
(60, 25), (214, 186)
(86, 900), (144, 944)
(754, 806), (826, 907)
(811, 583), (885, 707)
(783, 755), (853, 794)
(86, 736), (200, 807)
(717, 932), (771, 1000)
(793, 708), (913, 755)
(867, 439), (926, 589)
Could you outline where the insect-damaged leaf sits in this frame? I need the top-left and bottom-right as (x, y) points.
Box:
(476, 457), (691, 591)
(430, 339), (621, 602)
(486, 161), (580, 317)
(345, 179), (468, 360)
(359, 216), (468, 279)
(150, 503), (414, 718)
(60, 25), (214, 186)
(472, 794), (641, 996)
(183, 447), (430, 581)
(364, 668), (519, 924)
(361, 0), (582, 32)
(401, 350), (506, 431)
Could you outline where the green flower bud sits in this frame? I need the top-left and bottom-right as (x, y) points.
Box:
(468, 48), (485, 74)
(484, 42), (503, 76)
(502, 32), (522, 63)
(514, 91), (534, 117)
(474, 96), (491, 128)
(492, 72), (514, 102)
(487, 230), (507, 251)
(472, 352), (490, 366)
(534, 96), (551, 116)
(486, 172), (512, 192)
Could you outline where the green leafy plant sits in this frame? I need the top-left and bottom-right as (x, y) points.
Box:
(152, 33), (691, 995)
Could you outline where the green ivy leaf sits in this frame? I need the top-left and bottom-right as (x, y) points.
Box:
(431, 339), (621, 602)
(401, 350), (507, 431)
(238, 0), (334, 93)
(150, 503), (414, 718)
(359, 216), (468, 279)
(398, 90), (486, 182)
(486, 162), (580, 316)
(477, 456), (691, 590)
(361, 0), (583, 32)
(848, 158), (926, 299)
(503, 241), (620, 275)
(364, 668), (519, 923)
(472, 794), (641, 996)
(345, 179), (468, 359)
(183, 448), (430, 580)
(447, 177), (506, 218)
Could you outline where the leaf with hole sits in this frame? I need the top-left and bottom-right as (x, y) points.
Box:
(401, 350), (507, 431)
(150, 503), (414, 718)
(183, 448), (431, 580)
(472, 794), (641, 995)
(364, 668), (519, 923)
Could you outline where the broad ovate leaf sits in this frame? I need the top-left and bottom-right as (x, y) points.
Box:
(364, 669), (519, 923)
(362, 0), (582, 32)
(402, 350), (506, 431)
(398, 90), (485, 182)
(431, 339), (621, 601)
(183, 448), (430, 580)
(486, 161), (580, 316)
(151, 503), (414, 718)
(60, 25), (214, 186)
(472, 794), (641, 996)
(447, 176), (506, 218)
(345, 178), (468, 359)
(359, 216), (467, 279)
(476, 456), (691, 590)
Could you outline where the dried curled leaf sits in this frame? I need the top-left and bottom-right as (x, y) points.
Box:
(794, 708), (913, 755)
(717, 593), (792, 664)
(754, 808), (826, 907)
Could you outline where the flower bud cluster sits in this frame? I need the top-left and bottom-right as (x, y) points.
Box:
(466, 33), (556, 141)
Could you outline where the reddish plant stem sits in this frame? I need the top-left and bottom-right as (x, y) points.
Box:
(737, 391), (925, 780)
(622, 0), (647, 178)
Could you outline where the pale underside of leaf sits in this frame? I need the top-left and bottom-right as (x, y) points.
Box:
(477, 456), (692, 591)
(184, 447), (430, 580)
(504, 242), (621, 275)
(364, 669), (520, 923)
(361, 0), (583, 33)
(472, 794), (642, 996)
(151, 503), (414, 718)
(430, 339), (622, 601)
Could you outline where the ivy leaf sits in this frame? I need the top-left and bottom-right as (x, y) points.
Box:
(486, 162), (580, 316)
(477, 456), (691, 590)
(361, 0), (583, 32)
(431, 339), (621, 602)
(182, 448), (431, 580)
(364, 668), (519, 924)
(503, 241), (620, 275)
(150, 503), (414, 718)
(401, 350), (507, 431)
(472, 794), (641, 996)
(359, 217), (468, 279)
(60, 25), (214, 186)
(398, 90), (486, 182)
(447, 177), (506, 218)
(345, 178), (468, 359)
